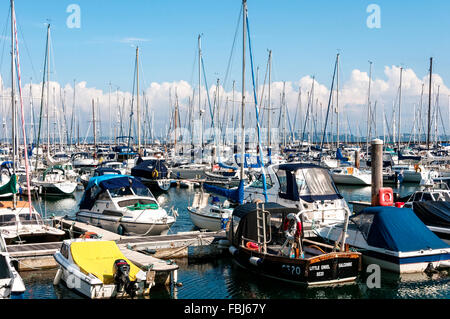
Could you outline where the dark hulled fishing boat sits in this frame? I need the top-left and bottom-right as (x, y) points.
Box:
(227, 202), (362, 286)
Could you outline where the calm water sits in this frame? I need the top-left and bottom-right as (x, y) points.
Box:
(20, 183), (449, 299)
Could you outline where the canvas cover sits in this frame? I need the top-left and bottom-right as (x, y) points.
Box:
(351, 206), (449, 252)
(412, 202), (450, 228)
(70, 241), (140, 284)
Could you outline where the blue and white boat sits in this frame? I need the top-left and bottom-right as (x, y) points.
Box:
(317, 206), (450, 273)
(76, 175), (176, 236)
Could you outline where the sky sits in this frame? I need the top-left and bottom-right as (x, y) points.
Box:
(0, 0), (449, 141)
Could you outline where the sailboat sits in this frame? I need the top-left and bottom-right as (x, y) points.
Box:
(0, 1), (65, 245)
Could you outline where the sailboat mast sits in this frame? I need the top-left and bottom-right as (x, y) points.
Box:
(397, 67), (403, 149)
(365, 61), (372, 155)
(427, 57), (433, 150)
(336, 53), (340, 148)
(136, 46), (141, 155)
(267, 50), (272, 147)
(240, 0), (247, 181)
(10, 0), (16, 184)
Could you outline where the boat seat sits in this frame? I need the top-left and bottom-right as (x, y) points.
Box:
(70, 241), (141, 284)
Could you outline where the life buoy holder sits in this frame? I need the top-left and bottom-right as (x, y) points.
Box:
(414, 164), (421, 173)
(152, 169), (159, 178)
(80, 232), (99, 239)
(246, 242), (259, 250)
(283, 213), (302, 241)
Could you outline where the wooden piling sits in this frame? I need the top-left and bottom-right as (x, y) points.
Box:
(371, 139), (383, 206)
(355, 150), (360, 169)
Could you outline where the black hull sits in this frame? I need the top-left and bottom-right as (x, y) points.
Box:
(232, 247), (361, 286)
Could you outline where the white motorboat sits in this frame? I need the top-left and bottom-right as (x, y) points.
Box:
(170, 163), (208, 180)
(53, 239), (151, 299)
(330, 166), (372, 186)
(76, 175), (176, 236)
(316, 206), (450, 273)
(206, 162), (349, 231)
(187, 192), (232, 231)
(392, 164), (437, 184)
(0, 233), (25, 299)
(32, 166), (77, 196)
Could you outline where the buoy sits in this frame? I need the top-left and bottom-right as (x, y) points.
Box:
(228, 246), (238, 256)
(53, 268), (62, 286)
(249, 256), (262, 266)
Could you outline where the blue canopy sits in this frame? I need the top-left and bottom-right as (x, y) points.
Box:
(80, 175), (150, 210)
(203, 179), (245, 204)
(351, 206), (449, 252)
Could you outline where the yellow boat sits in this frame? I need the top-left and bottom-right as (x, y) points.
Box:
(53, 239), (151, 299)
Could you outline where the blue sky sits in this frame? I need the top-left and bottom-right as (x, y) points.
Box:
(5, 0), (450, 91)
(1, 0), (449, 139)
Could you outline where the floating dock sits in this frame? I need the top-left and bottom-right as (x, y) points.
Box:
(6, 216), (229, 285)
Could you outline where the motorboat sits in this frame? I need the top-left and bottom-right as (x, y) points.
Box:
(32, 166), (77, 196)
(0, 233), (25, 298)
(187, 192), (232, 231)
(207, 162), (350, 231)
(53, 239), (151, 299)
(76, 175), (176, 236)
(170, 163), (208, 180)
(131, 158), (171, 192)
(401, 183), (450, 240)
(71, 152), (98, 169)
(330, 166), (372, 186)
(392, 164), (438, 184)
(316, 206), (450, 273)
(227, 202), (362, 286)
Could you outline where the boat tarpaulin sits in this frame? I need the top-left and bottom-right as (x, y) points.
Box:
(351, 206), (449, 252)
(203, 179), (245, 204)
(131, 159), (169, 179)
(70, 241), (141, 284)
(412, 202), (450, 228)
(0, 174), (18, 196)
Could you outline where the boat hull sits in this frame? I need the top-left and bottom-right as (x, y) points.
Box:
(76, 211), (174, 236)
(188, 208), (223, 231)
(230, 246), (361, 286)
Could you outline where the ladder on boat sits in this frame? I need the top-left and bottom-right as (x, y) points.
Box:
(256, 203), (270, 253)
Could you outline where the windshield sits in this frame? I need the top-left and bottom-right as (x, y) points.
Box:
(19, 213), (42, 225)
(296, 168), (338, 196)
(249, 173), (273, 189)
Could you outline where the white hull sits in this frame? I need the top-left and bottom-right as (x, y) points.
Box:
(76, 211), (174, 236)
(331, 173), (371, 185)
(188, 208), (223, 231)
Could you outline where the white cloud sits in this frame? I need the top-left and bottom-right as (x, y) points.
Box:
(0, 65), (448, 142)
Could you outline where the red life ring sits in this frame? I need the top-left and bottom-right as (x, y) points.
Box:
(379, 188), (394, 206)
(283, 213), (302, 240)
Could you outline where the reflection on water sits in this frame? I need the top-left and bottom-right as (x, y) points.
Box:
(17, 183), (449, 299)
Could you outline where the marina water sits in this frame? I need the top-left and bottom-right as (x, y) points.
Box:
(21, 183), (450, 299)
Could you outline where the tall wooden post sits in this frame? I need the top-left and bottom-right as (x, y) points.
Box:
(371, 139), (383, 206)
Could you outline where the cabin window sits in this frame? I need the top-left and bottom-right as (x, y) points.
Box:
(276, 169), (287, 193)
(0, 214), (17, 226)
(421, 193), (433, 201)
(249, 173), (273, 189)
(18, 213), (41, 225)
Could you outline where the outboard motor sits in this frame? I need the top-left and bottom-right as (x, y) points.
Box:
(113, 259), (137, 297)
